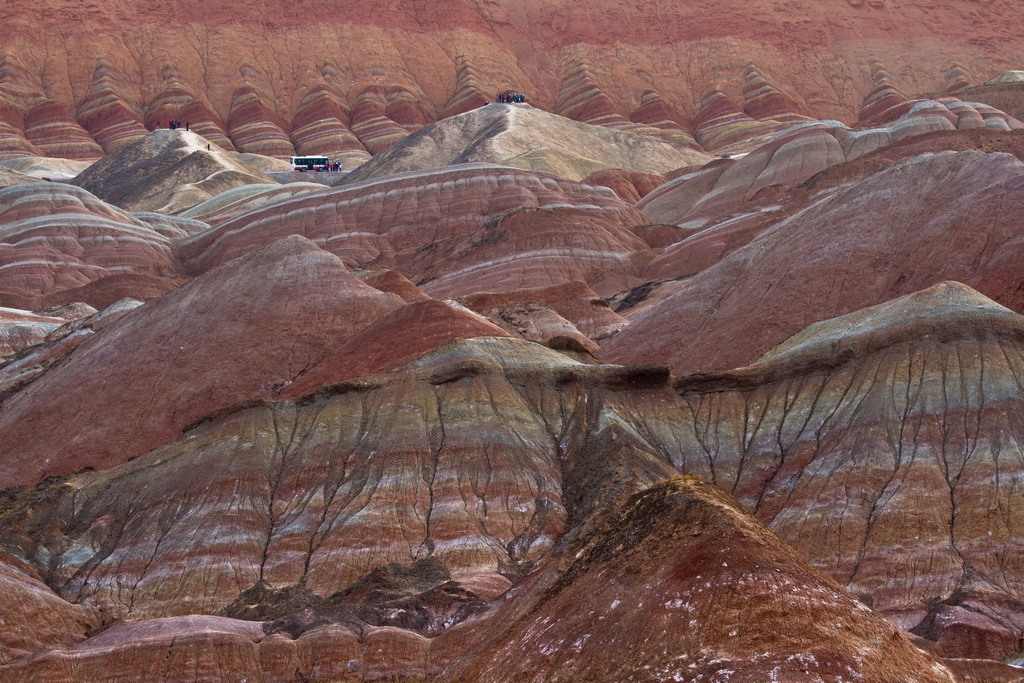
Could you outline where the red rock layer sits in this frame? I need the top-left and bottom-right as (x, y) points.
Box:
(582, 168), (667, 202)
(279, 298), (511, 398)
(605, 150), (1024, 375)
(0, 184), (178, 309)
(629, 89), (692, 131)
(358, 268), (431, 303)
(349, 85), (411, 154)
(693, 85), (788, 150)
(144, 70), (235, 151)
(74, 61), (147, 153)
(440, 56), (494, 119)
(385, 84), (436, 131)
(289, 83), (370, 166)
(22, 99), (103, 160)
(0, 235), (404, 486)
(178, 165), (648, 296)
(945, 63), (976, 92)
(555, 58), (632, 129)
(0, 555), (99, 665)
(742, 64), (812, 122)
(438, 479), (955, 682)
(859, 64), (914, 123)
(0, 54), (43, 159)
(225, 83), (295, 158)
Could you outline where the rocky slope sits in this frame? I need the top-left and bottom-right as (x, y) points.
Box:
(2, 9), (1024, 678)
(2, 279), (1024, 677)
(0, 1), (1022, 161)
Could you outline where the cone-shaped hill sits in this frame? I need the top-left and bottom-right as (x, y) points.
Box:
(342, 103), (711, 184)
(72, 129), (275, 213)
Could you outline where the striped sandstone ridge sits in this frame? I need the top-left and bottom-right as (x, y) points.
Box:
(1, 49), (104, 159)
(741, 64), (813, 123)
(440, 57), (494, 119)
(144, 70), (235, 151)
(438, 480), (956, 682)
(693, 85), (791, 151)
(639, 98), (1023, 232)
(2, 283), (1023, 670)
(0, 307), (64, 359)
(340, 104), (711, 184)
(179, 182), (329, 224)
(74, 61), (147, 154)
(349, 85), (413, 155)
(604, 150), (1024, 374)
(0, 184), (180, 309)
(225, 83), (296, 158)
(0, 236), (404, 486)
(22, 100), (104, 161)
(289, 83), (371, 166)
(177, 164), (649, 297)
(72, 129), (273, 213)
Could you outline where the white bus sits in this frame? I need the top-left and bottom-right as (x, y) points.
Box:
(291, 156), (330, 171)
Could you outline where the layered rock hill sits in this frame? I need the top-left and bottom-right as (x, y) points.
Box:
(3, 13), (1024, 676)
(604, 149), (1024, 375)
(0, 1), (1023, 159)
(438, 479), (956, 682)
(2, 271), (1024, 677)
(72, 129), (274, 213)
(340, 103), (711, 183)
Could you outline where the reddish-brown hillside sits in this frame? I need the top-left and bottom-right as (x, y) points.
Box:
(0, 1), (1023, 157)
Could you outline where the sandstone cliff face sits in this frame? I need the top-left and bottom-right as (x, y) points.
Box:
(0, 0), (1021, 160)
(2, 6), (1024, 676)
(2, 283), (1024, 673)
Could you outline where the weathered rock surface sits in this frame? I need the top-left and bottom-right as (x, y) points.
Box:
(3, 283), (1024, 668)
(72, 129), (273, 213)
(341, 104), (710, 184)
(0, 184), (180, 309)
(0, 554), (99, 665)
(177, 165), (649, 298)
(438, 479), (956, 682)
(606, 150), (1024, 374)
(460, 280), (628, 343)
(0, 235), (403, 486)
(0, 307), (64, 359)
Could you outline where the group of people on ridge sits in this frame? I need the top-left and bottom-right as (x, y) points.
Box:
(166, 120), (189, 131)
(497, 92), (526, 103)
